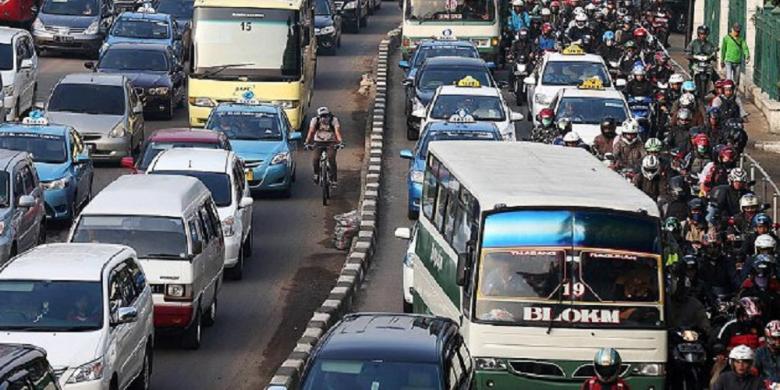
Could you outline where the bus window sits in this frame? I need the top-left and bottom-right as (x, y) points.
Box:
(422, 156), (440, 220)
(406, 0), (495, 22)
(580, 252), (659, 303)
(478, 250), (564, 298)
(433, 166), (450, 231)
(443, 179), (461, 242)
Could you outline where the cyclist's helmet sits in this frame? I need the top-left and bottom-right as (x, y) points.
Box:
(317, 106), (330, 116)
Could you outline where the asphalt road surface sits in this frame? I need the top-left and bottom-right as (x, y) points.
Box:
(36, 4), (400, 388)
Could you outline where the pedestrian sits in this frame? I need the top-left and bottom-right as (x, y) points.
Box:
(720, 23), (750, 87)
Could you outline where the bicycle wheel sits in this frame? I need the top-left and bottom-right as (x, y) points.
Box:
(321, 160), (329, 206)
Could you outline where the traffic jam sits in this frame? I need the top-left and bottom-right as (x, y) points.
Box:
(0, 0), (777, 387)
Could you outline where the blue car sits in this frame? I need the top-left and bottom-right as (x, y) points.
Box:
(205, 101), (302, 197)
(102, 9), (186, 61)
(0, 115), (94, 221)
(399, 120), (501, 219)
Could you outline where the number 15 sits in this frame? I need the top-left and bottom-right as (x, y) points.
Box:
(241, 22), (252, 31)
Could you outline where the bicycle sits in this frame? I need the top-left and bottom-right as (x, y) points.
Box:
(305, 143), (344, 205)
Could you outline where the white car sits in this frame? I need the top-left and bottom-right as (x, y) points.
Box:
(0, 243), (154, 390)
(412, 79), (523, 140)
(551, 86), (631, 145)
(0, 27), (38, 121)
(524, 47), (617, 124)
(146, 148), (254, 280)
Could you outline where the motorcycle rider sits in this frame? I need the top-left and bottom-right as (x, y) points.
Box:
(731, 193), (761, 238)
(707, 168), (751, 228)
(699, 235), (739, 295)
(581, 348), (631, 390)
(754, 320), (780, 383)
(666, 108), (695, 154)
(672, 92), (705, 127)
(663, 217), (685, 266)
(634, 154), (666, 201)
(566, 13), (592, 43)
(682, 199), (709, 246)
(536, 22), (558, 52)
(624, 66), (654, 99)
(598, 31), (623, 65)
(615, 15), (634, 45)
(684, 133), (713, 178)
(723, 118), (749, 155)
(508, 0), (531, 32)
(702, 106), (724, 144)
(667, 263), (712, 337)
(509, 28), (533, 87)
(712, 79), (748, 122)
(701, 146), (738, 195)
(644, 137), (669, 173)
(533, 108), (557, 142)
(648, 51), (673, 84)
(738, 254), (780, 321)
(716, 297), (764, 351)
(552, 117), (573, 145)
(593, 117), (618, 158)
(648, 0), (671, 46)
(686, 25), (718, 74)
(663, 176), (691, 220)
(305, 106), (343, 185)
(632, 27), (651, 57)
(618, 40), (643, 77)
(668, 73), (685, 102)
(741, 214), (778, 262)
(612, 119), (645, 171)
(712, 345), (764, 390)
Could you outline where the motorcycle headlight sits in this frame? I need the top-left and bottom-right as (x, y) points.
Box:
(43, 178), (70, 190)
(66, 358), (104, 384)
(343, 1), (357, 9)
(270, 100), (299, 109)
(84, 20), (100, 35)
(534, 93), (551, 105)
(32, 18), (45, 32)
(474, 357), (509, 371)
(148, 87), (170, 95)
(270, 152), (290, 165)
(320, 25), (336, 35)
(410, 170), (423, 184)
(632, 363), (664, 376)
(189, 97), (216, 107)
(109, 123), (126, 138)
(222, 216), (236, 237)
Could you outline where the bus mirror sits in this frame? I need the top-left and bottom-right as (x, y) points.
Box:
(456, 253), (468, 286)
(394, 227), (411, 240)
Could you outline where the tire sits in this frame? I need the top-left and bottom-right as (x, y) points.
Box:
(181, 308), (202, 350)
(202, 294), (217, 327)
(227, 246), (244, 280)
(163, 100), (174, 120)
(514, 81), (523, 106)
(129, 348), (151, 390)
(321, 168), (329, 206)
(406, 125), (418, 140)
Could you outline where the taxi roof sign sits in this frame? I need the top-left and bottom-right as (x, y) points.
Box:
(22, 110), (49, 126)
(562, 44), (585, 55)
(136, 2), (157, 12)
(456, 76), (481, 88)
(578, 77), (604, 90)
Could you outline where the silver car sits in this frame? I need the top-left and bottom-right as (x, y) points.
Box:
(0, 149), (46, 265)
(46, 73), (144, 162)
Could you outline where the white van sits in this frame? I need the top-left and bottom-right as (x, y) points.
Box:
(68, 174), (224, 349)
(146, 148), (253, 280)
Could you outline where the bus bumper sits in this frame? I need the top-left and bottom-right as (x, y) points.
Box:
(188, 104), (213, 127)
(475, 371), (665, 390)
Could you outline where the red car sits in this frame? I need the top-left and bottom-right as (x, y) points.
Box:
(121, 128), (232, 173)
(0, 0), (39, 26)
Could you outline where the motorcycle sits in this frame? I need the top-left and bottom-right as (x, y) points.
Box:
(628, 96), (654, 137)
(668, 328), (708, 390)
(691, 53), (717, 102)
(512, 54), (532, 105)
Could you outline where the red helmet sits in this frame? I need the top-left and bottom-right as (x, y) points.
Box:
(542, 22), (553, 33)
(722, 79), (736, 89)
(550, 0), (560, 7)
(539, 108), (555, 119)
(719, 146), (736, 163)
(564, 0), (574, 6)
(633, 27), (648, 39)
(714, 79), (726, 89)
(654, 51), (667, 63)
(692, 133), (710, 147)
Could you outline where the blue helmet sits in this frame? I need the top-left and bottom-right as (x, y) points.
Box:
(603, 30), (615, 41)
(753, 213), (773, 228)
(682, 80), (696, 94)
(707, 106), (721, 117)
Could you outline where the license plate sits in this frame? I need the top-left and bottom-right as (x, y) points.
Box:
(54, 35), (73, 42)
(245, 170), (254, 181)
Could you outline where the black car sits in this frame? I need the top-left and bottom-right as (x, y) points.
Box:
(87, 42), (185, 119)
(300, 313), (474, 390)
(0, 344), (61, 390)
(314, 0), (342, 54)
(335, 0), (367, 33)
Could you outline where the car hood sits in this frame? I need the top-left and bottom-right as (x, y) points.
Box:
(38, 13), (97, 29)
(35, 162), (70, 182)
(46, 112), (123, 135)
(0, 330), (104, 370)
(96, 70), (170, 87)
(230, 139), (285, 161)
(314, 15), (333, 28)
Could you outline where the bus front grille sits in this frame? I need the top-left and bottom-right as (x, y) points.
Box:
(507, 361), (566, 378)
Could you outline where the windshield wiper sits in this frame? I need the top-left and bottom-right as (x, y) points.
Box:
(198, 63), (256, 78)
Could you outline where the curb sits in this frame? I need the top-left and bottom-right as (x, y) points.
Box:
(265, 26), (402, 390)
(752, 141), (780, 154)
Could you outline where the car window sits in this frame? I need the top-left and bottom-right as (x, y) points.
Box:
(27, 358), (58, 390)
(13, 169), (24, 199)
(108, 269), (127, 307)
(125, 259), (146, 295)
(24, 37), (35, 60)
(21, 165), (36, 195)
(188, 218), (203, 252)
(119, 266), (139, 305)
(206, 202), (222, 239)
(198, 208), (213, 243)
(15, 39), (25, 69)
(233, 161), (245, 199)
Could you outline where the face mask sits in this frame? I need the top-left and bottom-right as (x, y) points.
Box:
(542, 118), (553, 127)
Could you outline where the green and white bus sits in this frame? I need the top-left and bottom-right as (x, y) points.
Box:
(404, 141), (666, 389)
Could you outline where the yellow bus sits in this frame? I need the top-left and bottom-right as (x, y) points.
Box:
(188, 0), (316, 129)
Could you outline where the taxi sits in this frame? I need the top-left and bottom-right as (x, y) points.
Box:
(411, 76), (522, 142)
(524, 44), (619, 124)
(0, 112), (93, 221)
(399, 117), (502, 219)
(551, 78), (631, 145)
(205, 93), (302, 197)
(102, 6), (187, 61)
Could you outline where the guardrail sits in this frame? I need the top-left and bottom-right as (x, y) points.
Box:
(654, 34), (780, 221)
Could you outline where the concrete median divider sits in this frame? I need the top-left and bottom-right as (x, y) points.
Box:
(265, 25), (401, 390)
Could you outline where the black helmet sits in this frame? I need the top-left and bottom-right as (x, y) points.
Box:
(593, 348), (622, 383)
(688, 198), (705, 212)
(601, 117), (617, 135)
(697, 25), (710, 35)
(668, 175), (689, 200)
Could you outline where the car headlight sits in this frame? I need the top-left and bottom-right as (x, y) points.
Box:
(343, 1), (357, 9)
(3, 85), (13, 96)
(270, 100), (299, 109)
(632, 363), (664, 376)
(109, 123), (126, 138)
(320, 25), (336, 35)
(66, 358), (104, 384)
(410, 170), (423, 184)
(474, 357), (509, 371)
(43, 178), (70, 190)
(534, 93), (551, 105)
(32, 18), (45, 31)
(189, 97), (216, 107)
(164, 283), (192, 300)
(222, 216), (236, 237)
(84, 20), (100, 35)
(271, 152), (290, 165)
(148, 87), (170, 95)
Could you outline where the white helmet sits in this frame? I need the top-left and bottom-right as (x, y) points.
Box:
(512, 0), (524, 6)
(669, 73), (685, 84)
(641, 155), (660, 180)
(574, 6), (585, 14)
(317, 106), (330, 116)
(563, 131), (581, 143)
(541, 7), (551, 15)
(755, 234), (776, 251)
(740, 193), (759, 209)
(729, 345), (755, 361)
(729, 167), (749, 183)
(679, 93), (695, 107)
(575, 12), (588, 22)
(622, 119), (639, 134)
(585, 3), (596, 11)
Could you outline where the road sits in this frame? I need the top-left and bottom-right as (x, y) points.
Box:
(36, 5), (400, 388)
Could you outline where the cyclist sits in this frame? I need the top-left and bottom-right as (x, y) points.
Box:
(305, 107), (344, 185)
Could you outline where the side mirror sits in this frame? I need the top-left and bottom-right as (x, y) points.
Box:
(239, 196), (253, 208)
(485, 61), (497, 70)
(20, 59), (33, 69)
(191, 240), (203, 255)
(510, 111), (524, 122)
(399, 149), (414, 159)
(412, 108), (425, 118)
(394, 227), (411, 240)
(112, 306), (137, 325)
(615, 78), (627, 88)
(17, 195), (35, 208)
(398, 60), (410, 69)
(289, 131), (302, 141)
(402, 78), (413, 87)
(84, 61), (95, 70)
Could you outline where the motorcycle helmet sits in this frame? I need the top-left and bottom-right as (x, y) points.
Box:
(600, 117), (617, 137)
(669, 73), (685, 85)
(688, 197), (705, 213)
(512, 0), (524, 7)
(668, 176), (689, 200)
(722, 79), (736, 93)
(582, 34), (594, 47)
(740, 193), (759, 210)
(679, 93), (695, 108)
(752, 213), (773, 229)
(714, 79), (726, 90)
(632, 27), (648, 40)
(754, 234), (776, 253)
(617, 7), (627, 17)
(575, 12), (588, 27)
(621, 119), (640, 140)
(707, 106), (721, 118)
(593, 348), (622, 383)
(541, 7), (552, 16)
(729, 344), (755, 361)
(622, 14), (633, 25)
(557, 117), (572, 135)
(718, 146), (736, 164)
(696, 25), (710, 36)
(765, 320), (780, 339)
(550, 0), (560, 8)
(692, 133), (710, 153)
(317, 106), (331, 116)
(728, 167), (748, 184)
(585, 2), (596, 12)
(602, 30), (615, 42)
(654, 51), (668, 64)
(632, 65), (646, 77)
(676, 108), (692, 124)
(539, 108), (555, 127)
(563, 131), (582, 145)
(641, 155), (660, 180)
(542, 22), (553, 34)
(664, 216), (682, 233)
(682, 80), (696, 95)
(644, 137), (663, 153)
(518, 27), (530, 39)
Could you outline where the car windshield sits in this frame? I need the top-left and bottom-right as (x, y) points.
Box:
(0, 133), (68, 164)
(72, 215), (188, 259)
(111, 18), (171, 39)
(99, 49), (169, 72)
(149, 170), (231, 207)
(0, 172), (9, 208)
(157, 0), (194, 19)
(0, 43), (12, 71)
(0, 281), (103, 331)
(419, 129), (498, 158)
(315, 0), (330, 15)
(407, 0), (495, 22)
(139, 141), (221, 170)
(206, 111), (282, 141)
(418, 67), (490, 91)
(556, 97), (628, 125)
(42, 0), (98, 16)
(541, 61), (611, 87)
(302, 360), (442, 390)
(413, 46), (479, 67)
(48, 84), (125, 116)
(430, 95), (505, 121)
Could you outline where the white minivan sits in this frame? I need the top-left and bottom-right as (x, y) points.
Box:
(68, 174), (225, 349)
(146, 148), (254, 280)
(0, 243), (154, 390)
(0, 26), (38, 121)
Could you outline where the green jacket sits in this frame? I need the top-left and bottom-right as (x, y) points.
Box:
(721, 34), (750, 63)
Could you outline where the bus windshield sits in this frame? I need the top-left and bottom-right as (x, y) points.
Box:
(192, 7), (302, 81)
(475, 209), (663, 328)
(406, 0), (495, 22)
